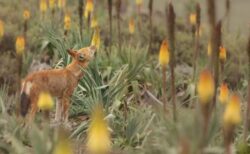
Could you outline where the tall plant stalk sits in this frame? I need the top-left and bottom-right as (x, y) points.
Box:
(78, 0), (84, 37)
(108, 0), (113, 53)
(166, 2), (177, 122)
(148, 0), (153, 53)
(192, 3), (201, 81)
(243, 34), (250, 142)
(225, 0), (231, 31)
(206, 0), (220, 110)
(162, 66), (167, 112)
(211, 21), (221, 110)
(116, 0), (121, 52)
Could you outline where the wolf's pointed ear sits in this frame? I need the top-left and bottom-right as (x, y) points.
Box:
(67, 49), (77, 58)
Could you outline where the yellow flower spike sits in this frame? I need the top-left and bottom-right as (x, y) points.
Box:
(0, 20), (4, 40)
(87, 105), (111, 154)
(58, 0), (66, 9)
(84, 0), (94, 19)
(37, 92), (54, 111)
(159, 39), (170, 66)
(223, 94), (241, 126)
(219, 83), (229, 104)
(136, 0), (143, 6)
(49, 0), (56, 10)
(64, 14), (71, 31)
(15, 36), (25, 55)
(91, 15), (98, 28)
(23, 9), (31, 21)
(219, 46), (227, 61)
(189, 13), (196, 25)
(129, 17), (135, 34)
(197, 69), (215, 104)
(53, 129), (73, 154)
(40, 0), (48, 13)
(91, 27), (101, 50)
(207, 41), (212, 57)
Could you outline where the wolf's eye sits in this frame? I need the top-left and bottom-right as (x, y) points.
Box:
(78, 54), (85, 61)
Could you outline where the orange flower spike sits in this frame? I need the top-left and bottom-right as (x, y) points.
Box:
(197, 70), (215, 104)
(91, 15), (98, 28)
(58, 0), (66, 9)
(219, 83), (229, 104)
(0, 20), (4, 40)
(159, 39), (170, 66)
(64, 14), (71, 31)
(207, 41), (212, 57)
(49, 0), (56, 10)
(189, 13), (196, 25)
(40, 0), (48, 13)
(87, 105), (111, 154)
(84, 0), (94, 18)
(23, 9), (31, 21)
(136, 0), (143, 6)
(15, 36), (25, 55)
(219, 46), (227, 62)
(129, 17), (135, 34)
(223, 94), (241, 126)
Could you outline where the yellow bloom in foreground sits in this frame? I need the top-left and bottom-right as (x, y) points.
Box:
(15, 36), (25, 55)
(53, 129), (73, 154)
(58, 0), (66, 9)
(219, 46), (226, 61)
(0, 20), (4, 40)
(207, 41), (212, 56)
(49, 0), (56, 9)
(91, 15), (98, 28)
(223, 94), (241, 126)
(189, 13), (196, 25)
(64, 14), (71, 31)
(87, 105), (111, 154)
(219, 83), (229, 104)
(197, 70), (215, 104)
(91, 28), (100, 50)
(40, 0), (48, 13)
(23, 9), (31, 21)
(129, 17), (135, 34)
(37, 92), (54, 111)
(84, 0), (94, 18)
(159, 39), (170, 66)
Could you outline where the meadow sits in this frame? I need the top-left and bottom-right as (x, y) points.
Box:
(0, 0), (250, 154)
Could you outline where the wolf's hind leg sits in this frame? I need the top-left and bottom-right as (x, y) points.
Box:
(55, 98), (62, 123)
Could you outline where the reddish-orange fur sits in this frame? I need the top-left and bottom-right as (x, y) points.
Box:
(21, 46), (96, 123)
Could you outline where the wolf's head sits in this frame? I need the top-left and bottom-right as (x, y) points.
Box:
(67, 45), (96, 67)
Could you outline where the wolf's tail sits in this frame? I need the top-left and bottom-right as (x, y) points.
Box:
(20, 82), (32, 117)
